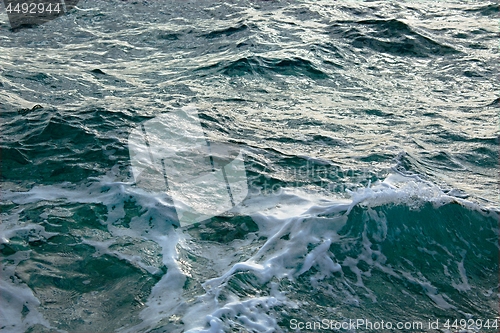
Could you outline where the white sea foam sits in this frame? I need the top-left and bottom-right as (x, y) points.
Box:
(0, 228), (59, 332)
(0, 172), (494, 332)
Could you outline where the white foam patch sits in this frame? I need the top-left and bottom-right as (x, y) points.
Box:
(0, 251), (56, 332)
(0, 224), (59, 245)
(187, 295), (280, 333)
(0, 209), (61, 332)
(452, 259), (472, 292)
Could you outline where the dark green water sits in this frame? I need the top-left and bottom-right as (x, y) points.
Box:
(0, 1), (498, 332)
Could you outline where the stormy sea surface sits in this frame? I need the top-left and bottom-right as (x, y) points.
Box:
(0, 1), (498, 332)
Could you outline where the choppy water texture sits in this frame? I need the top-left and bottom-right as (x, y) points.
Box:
(0, 1), (499, 332)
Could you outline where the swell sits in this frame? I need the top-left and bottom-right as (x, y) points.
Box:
(196, 56), (329, 79)
(327, 18), (460, 57)
(1, 107), (143, 185)
(329, 201), (499, 317)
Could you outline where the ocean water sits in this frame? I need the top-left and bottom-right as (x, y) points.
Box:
(0, 1), (499, 332)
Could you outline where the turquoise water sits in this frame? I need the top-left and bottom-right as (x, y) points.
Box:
(0, 1), (498, 332)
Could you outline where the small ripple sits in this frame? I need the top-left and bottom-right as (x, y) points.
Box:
(464, 3), (499, 16)
(200, 23), (249, 39)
